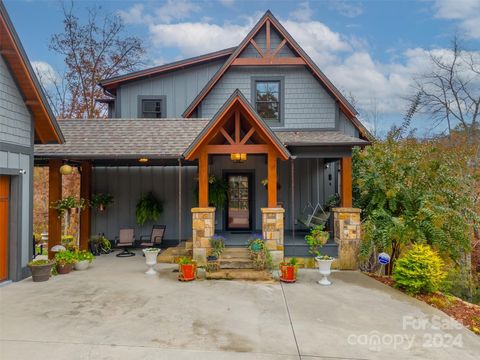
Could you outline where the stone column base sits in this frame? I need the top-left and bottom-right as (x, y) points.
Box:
(261, 208), (285, 266)
(333, 207), (362, 270)
(192, 207), (215, 265)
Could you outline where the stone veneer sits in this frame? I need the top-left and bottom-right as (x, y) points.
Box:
(261, 208), (285, 265)
(332, 207), (362, 270)
(191, 207), (215, 265)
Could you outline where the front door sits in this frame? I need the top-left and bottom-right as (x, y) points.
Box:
(226, 174), (252, 231)
(0, 176), (9, 282)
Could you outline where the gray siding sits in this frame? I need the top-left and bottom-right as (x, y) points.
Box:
(199, 66), (337, 129)
(92, 166), (198, 241)
(118, 60), (224, 118)
(338, 111), (359, 137)
(0, 56), (32, 146)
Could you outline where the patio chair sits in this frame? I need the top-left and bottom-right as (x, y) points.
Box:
(139, 225), (166, 251)
(115, 229), (135, 257)
(297, 203), (330, 229)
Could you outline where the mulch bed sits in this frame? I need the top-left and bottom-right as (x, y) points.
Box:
(366, 273), (480, 335)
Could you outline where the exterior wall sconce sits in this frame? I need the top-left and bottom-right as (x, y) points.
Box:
(138, 157), (149, 163)
(59, 164), (73, 175)
(230, 153), (247, 163)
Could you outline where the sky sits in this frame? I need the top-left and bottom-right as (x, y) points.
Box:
(4, 0), (480, 136)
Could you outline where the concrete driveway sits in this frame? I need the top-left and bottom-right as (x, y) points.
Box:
(1, 251), (479, 360)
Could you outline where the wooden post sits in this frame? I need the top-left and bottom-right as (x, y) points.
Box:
(340, 156), (353, 207)
(48, 159), (62, 259)
(267, 150), (277, 208)
(79, 161), (92, 251)
(198, 150), (209, 207)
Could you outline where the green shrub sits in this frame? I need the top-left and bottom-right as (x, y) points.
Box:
(393, 244), (446, 295)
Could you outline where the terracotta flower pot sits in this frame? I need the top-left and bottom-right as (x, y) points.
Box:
(57, 263), (73, 274)
(280, 264), (296, 283)
(180, 263), (196, 281)
(28, 262), (54, 282)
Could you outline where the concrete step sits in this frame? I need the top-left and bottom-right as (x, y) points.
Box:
(206, 268), (273, 281)
(219, 258), (254, 269)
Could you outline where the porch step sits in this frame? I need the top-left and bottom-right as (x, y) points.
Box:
(157, 243), (192, 263)
(219, 258), (254, 269)
(206, 269), (273, 281)
(221, 247), (250, 259)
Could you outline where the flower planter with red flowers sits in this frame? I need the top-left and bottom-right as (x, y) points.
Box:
(280, 258), (298, 283)
(178, 257), (196, 281)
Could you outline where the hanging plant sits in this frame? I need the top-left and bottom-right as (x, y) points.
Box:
(194, 175), (229, 209)
(90, 193), (114, 211)
(51, 196), (86, 217)
(136, 192), (163, 225)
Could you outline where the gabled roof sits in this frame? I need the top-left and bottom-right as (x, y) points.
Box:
(182, 10), (371, 140)
(0, 2), (63, 144)
(183, 89), (290, 160)
(99, 47), (235, 95)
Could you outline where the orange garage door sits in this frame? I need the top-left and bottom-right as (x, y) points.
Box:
(0, 176), (9, 282)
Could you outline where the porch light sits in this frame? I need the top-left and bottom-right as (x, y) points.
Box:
(230, 153), (247, 163)
(59, 164), (73, 175)
(138, 157), (149, 163)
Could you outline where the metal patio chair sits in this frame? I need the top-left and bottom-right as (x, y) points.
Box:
(139, 225), (166, 249)
(297, 203), (330, 229)
(115, 229), (135, 257)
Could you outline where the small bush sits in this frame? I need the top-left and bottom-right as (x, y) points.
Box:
(393, 244), (446, 295)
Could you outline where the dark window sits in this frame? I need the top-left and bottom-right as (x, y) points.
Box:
(255, 81), (280, 122)
(141, 99), (163, 118)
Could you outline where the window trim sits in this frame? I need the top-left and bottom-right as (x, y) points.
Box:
(251, 76), (285, 127)
(137, 95), (167, 118)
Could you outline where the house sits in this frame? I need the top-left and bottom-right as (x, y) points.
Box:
(34, 11), (369, 267)
(0, 2), (63, 283)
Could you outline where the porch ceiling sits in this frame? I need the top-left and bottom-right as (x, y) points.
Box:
(34, 118), (367, 164)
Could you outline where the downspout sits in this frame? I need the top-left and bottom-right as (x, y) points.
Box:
(178, 158), (182, 245)
(290, 155), (296, 244)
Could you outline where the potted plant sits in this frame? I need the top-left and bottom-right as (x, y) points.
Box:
(28, 259), (54, 282)
(52, 196), (85, 216)
(89, 235), (112, 255)
(74, 250), (95, 271)
(280, 257), (298, 283)
(305, 225), (334, 285)
(90, 193), (114, 212)
(61, 235), (78, 252)
(55, 250), (76, 274)
(247, 234), (264, 253)
(178, 257), (196, 281)
(142, 247), (161, 275)
(209, 234), (225, 261)
(194, 175), (229, 209)
(136, 192), (163, 225)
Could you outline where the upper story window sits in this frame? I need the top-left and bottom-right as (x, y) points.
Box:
(255, 80), (280, 122)
(138, 96), (166, 118)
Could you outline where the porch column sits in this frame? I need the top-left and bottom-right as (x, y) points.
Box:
(79, 161), (92, 251)
(198, 149), (209, 207)
(340, 156), (353, 207)
(261, 207), (285, 266)
(191, 207), (215, 265)
(333, 207), (361, 270)
(267, 150), (277, 208)
(48, 159), (62, 259)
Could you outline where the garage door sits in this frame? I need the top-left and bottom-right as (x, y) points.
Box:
(0, 176), (9, 282)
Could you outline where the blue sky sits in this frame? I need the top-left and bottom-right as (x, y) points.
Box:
(4, 0), (480, 135)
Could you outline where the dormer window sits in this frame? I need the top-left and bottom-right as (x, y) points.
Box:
(253, 79), (283, 124)
(137, 96), (166, 118)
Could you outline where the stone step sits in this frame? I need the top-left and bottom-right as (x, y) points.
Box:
(157, 247), (191, 263)
(206, 269), (273, 281)
(221, 248), (251, 259)
(219, 258), (255, 269)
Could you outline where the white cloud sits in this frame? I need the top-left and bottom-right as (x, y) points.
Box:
(155, 0), (201, 23)
(289, 2), (314, 22)
(32, 61), (60, 89)
(328, 0), (363, 18)
(118, 3), (144, 25)
(433, 0), (480, 38)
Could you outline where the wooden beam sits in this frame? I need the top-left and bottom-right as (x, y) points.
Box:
(219, 127), (235, 145)
(272, 39), (287, 57)
(79, 161), (92, 251)
(198, 150), (209, 207)
(48, 159), (62, 259)
(340, 156), (353, 207)
(265, 20), (271, 54)
(267, 150), (277, 208)
(206, 144), (270, 154)
(231, 57), (306, 66)
(235, 110), (240, 143)
(250, 39), (264, 57)
(240, 127), (255, 145)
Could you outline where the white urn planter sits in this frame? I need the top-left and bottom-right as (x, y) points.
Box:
(74, 260), (90, 271)
(316, 257), (334, 285)
(143, 248), (161, 275)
